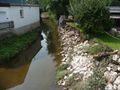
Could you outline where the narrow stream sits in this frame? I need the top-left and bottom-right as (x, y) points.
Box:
(0, 20), (62, 90)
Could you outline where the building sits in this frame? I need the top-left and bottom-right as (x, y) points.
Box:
(0, 0), (40, 38)
(109, 6), (120, 27)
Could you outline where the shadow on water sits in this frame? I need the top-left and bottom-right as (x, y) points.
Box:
(0, 20), (62, 90)
(0, 38), (41, 90)
(42, 20), (62, 65)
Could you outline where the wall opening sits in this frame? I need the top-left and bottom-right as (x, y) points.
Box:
(20, 9), (24, 18)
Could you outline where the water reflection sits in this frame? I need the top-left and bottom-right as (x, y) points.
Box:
(0, 20), (62, 90)
(42, 20), (62, 65)
(0, 38), (41, 90)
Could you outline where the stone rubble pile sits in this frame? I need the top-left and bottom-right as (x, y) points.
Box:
(57, 25), (120, 90)
(112, 54), (120, 64)
(104, 54), (120, 90)
(57, 26), (94, 88)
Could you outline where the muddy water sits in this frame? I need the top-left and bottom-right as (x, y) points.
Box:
(0, 20), (62, 90)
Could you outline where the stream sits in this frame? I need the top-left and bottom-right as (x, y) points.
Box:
(0, 20), (62, 90)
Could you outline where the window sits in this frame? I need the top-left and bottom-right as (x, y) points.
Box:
(20, 9), (24, 18)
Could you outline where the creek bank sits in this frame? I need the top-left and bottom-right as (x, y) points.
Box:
(56, 25), (120, 90)
(57, 25), (95, 89)
(0, 30), (41, 63)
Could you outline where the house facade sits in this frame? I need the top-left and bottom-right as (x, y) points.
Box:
(0, 0), (40, 37)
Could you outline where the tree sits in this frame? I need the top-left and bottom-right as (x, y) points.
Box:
(27, 0), (51, 9)
(50, 0), (69, 19)
(69, 0), (113, 33)
(27, 0), (69, 19)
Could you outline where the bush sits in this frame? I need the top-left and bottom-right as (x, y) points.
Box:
(69, 0), (113, 33)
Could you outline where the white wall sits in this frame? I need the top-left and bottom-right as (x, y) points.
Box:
(8, 6), (40, 29)
(0, 6), (40, 29)
(0, 7), (9, 23)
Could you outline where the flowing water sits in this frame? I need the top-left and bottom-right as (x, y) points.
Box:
(0, 20), (62, 90)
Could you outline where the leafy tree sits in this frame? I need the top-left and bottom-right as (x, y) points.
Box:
(27, 0), (51, 9)
(50, 0), (69, 19)
(69, 0), (113, 33)
(27, 0), (69, 18)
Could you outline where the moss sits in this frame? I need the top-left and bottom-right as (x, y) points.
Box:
(56, 64), (69, 80)
(0, 30), (39, 61)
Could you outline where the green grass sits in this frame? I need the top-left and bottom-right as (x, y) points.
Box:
(93, 32), (120, 50)
(56, 64), (69, 81)
(0, 31), (39, 61)
(67, 22), (120, 50)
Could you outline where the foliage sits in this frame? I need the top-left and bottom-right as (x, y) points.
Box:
(69, 0), (113, 33)
(57, 64), (69, 71)
(27, 0), (69, 19)
(27, 0), (51, 9)
(56, 70), (68, 81)
(93, 32), (120, 50)
(0, 31), (38, 61)
(49, 0), (69, 19)
(56, 64), (69, 80)
(67, 22), (82, 32)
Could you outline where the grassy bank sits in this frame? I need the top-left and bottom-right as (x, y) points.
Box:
(0, 30), (39, 61)
(67, 22), (120, 50)
(94, 32), (120, 50)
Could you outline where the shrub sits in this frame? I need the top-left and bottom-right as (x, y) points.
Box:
(69, 0), (113, 33)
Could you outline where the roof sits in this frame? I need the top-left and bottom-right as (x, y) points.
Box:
(0, 3), (39, 7)
(0, 0), (26, 4)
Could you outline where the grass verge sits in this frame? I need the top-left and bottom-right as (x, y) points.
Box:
(0, 30), (39, 61)
(67, 22), (120, 50)
(93, 32), (120, 50)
